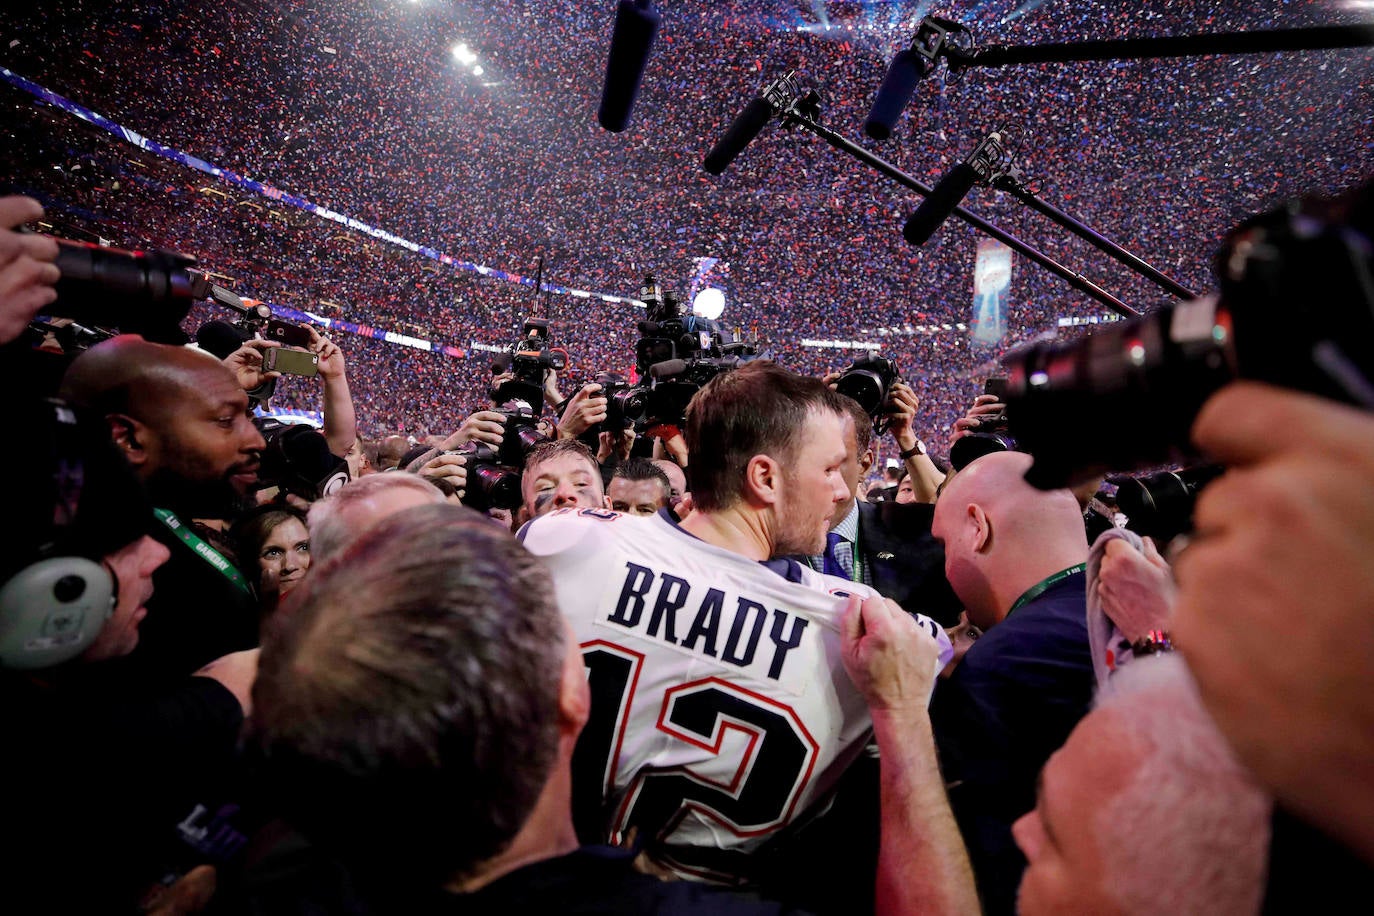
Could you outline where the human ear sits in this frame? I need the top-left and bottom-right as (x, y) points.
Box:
(744, 454), (782, 507)
(107, 414), (150, 467)
(969, 504), (992, 553)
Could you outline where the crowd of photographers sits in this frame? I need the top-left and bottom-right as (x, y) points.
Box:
(7, 168), (1374, 913)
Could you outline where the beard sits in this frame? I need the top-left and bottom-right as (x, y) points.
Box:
(770, 484), (831, 559)
(145, 465), (255, 521)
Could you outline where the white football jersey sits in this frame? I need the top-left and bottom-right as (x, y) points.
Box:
(521, 507), (950, 882)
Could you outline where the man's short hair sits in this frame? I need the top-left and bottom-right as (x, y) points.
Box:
(685, 361), (849, 512)
(251, 503), (566, 886)
(524, 438), (599, 477)
(612, 457), (671, 497)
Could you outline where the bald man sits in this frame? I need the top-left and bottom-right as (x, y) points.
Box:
(926, 451), (1095, 915)
(61, 335), (266, 679)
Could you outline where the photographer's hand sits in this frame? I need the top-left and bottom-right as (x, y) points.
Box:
(1174, 382), (1374, 863)
(415, 453), (467, 497)
(597, 427), (637, 464)
(887, 381), (944, 504)
(543, 366), (565, 407)
(307, 325), (357, 457)
(0, 196), (60, 345)
(558, 383), (607, 439)
(947, 394), (1005, 451)
(489, 371), (515, 407)
(223, 339), (281, 391)
(1093, 537), (1175, 643)
(441, 409), (506, 451)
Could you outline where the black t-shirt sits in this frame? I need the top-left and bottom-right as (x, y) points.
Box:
(245, 846), (812, 916)
(418, 847), (811, 916)
(127, 512), (260, 682)
(5, 671), (246, 913)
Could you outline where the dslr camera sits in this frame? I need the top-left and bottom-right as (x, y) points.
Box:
(998, 179), (1374, 491)
(35, 235), (244, 345)
(447, 399), (552, 512)
(834, 351), (901, 427)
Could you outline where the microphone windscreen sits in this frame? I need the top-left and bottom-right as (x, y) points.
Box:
(864, 48), (926, 141)
(598, 0), (661, 133)
(903, 162), (979, 246)
(649, 359), (687, 379)
(195, 320), (251, 360)
(703, 96), (775, 176)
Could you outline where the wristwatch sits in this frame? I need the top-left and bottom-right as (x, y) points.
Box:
(898, 440), (927, 460)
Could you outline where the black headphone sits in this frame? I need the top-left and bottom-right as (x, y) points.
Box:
(0, 400), (118, 670)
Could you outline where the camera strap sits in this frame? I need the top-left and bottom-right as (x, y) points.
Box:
(1007, 563), (1086, 617)
(153, 509), (252, 596)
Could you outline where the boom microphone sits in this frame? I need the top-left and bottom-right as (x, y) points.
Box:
(195, 319), (251, 360)
(903, 162), (979, 246)
(597, 0), (661, 133)
(863, 48), (929, 140)
(703, 96), (776, 176)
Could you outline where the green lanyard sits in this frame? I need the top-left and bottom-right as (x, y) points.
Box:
(1007, 563), (1086, 617)
(153, 508), (252, 596)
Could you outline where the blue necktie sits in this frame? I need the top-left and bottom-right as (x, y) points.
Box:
(823, 531), (850, 580)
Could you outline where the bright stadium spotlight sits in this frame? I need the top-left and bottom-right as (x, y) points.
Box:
(452, 43), (478, 65)
(473, 65), (484, 76)
(692, 287), (726, 320)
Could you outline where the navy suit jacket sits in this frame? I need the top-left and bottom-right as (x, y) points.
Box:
(929, 572), (1095, 916)
(856, 500), (963, 628)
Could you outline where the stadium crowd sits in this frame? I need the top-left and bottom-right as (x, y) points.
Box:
(4, 0), (1371, 443)
(3, 1), (1374, 913)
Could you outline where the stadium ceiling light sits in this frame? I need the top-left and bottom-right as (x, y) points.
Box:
(452, 43), (478, 65)
(692, 287), (726, 320)
(472, 65), (484, 76)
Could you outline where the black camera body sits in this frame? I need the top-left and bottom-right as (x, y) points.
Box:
(450, 399), (551, 512)
(999, 181), (1374, 491)
(492, 319), (566, 415)
(252, 417), (350, 501)
(835, 352), (901, 423)
(594, 371), (638, 433)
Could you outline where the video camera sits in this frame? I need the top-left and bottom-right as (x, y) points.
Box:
(999, 179), (1374, 491)
(446, 398), (552, 512)
(491, 318), (567, 415)
(618, 275), (757, 431)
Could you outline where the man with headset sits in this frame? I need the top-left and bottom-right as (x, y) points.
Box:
(3, 398), (255, 913)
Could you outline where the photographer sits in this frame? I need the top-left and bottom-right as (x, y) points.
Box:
(885, 380), (946, 505)
(0, 195), (60, 344)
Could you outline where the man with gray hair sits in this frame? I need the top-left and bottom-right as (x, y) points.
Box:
(305, 472), (445, 559)
(1013, 654), (1271, 915)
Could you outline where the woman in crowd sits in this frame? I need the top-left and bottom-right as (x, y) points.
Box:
(232, 505), (311, 618)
